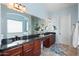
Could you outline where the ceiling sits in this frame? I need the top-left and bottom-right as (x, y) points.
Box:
(23, 3), (77, 14)
(23, 3), (77, 19)
(41, 3), (77, 13)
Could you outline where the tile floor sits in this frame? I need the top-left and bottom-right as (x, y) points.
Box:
(40, 44), (77, 56)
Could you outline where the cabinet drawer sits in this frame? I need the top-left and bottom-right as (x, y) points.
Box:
(3, 46), (22, 56)
(34, 40), (41, 49)
(33, 50), (41, 56)
(34, 42), (41, 49)
(33, 39), (41, 56)
(23, 42), (33, 51)
(34, 47), (41, 51)
(23, 49), (33, 56)
(0, 53), (2, 56)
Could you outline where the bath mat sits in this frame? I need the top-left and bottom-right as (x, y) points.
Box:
(50, 44), (67, 56)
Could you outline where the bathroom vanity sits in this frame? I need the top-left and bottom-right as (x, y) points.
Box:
(43, 34), (55, 48)
(0, 39), (41, 56)
(0, 4), (56, 56)
(0, 32), (56, 56)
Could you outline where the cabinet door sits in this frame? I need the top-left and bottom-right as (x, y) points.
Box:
(50, 35), (55, 45)
(23, 42), (33, 56)
(43, 35), (55, 48)
(34, 40), (41, 49)
(23, 42), (33, 51)
(23, 49), (33, 56)
(43, 37), (50, 48)
(33, 39), (41, 56)
(2, 46), (22, 56)
(0, 53), (2, 56)
(33, 50), (41, 56)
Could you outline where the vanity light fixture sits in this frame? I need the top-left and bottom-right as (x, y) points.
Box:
(14, 3), (19, 9)
(6, 3), (14, 9)
(7, 3), (26, 13)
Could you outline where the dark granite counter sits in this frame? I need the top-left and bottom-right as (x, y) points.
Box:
(0, 32), (56, 52)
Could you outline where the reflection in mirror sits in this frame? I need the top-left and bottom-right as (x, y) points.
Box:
(1, 4), (45, 39)
(31, 16), (45, 35)
(6, 13), (30, 38)
(7, 19), (23, 33)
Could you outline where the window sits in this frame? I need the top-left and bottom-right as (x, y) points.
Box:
(7, 19), (23, 33)
(26, 22), (28, 31)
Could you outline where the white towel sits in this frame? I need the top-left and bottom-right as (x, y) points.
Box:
(72, 23), (79, 48)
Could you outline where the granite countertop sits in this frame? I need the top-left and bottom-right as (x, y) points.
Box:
(0, 34), (53, 52)
(0, 39), (34, 51)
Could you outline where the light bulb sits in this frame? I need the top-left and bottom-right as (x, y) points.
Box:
(7, 3), (14, 9)
(22, 7), (26, 12)
(19, 5), (23, 10)
(14, 3), (19, 9)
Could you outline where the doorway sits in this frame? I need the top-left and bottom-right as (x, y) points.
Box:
(58, 14), (72, 45)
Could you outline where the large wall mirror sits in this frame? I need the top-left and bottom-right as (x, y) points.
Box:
(7, 13), (24, 33)
(6, 11), (31, 38)
(0, 4), (32, 38)
(31, 16), (45, 34)
(1, 4), (44, 38)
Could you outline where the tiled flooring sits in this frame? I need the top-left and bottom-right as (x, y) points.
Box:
(40, 44), (77, 56)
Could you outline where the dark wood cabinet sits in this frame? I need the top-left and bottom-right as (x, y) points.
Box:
(22, 42), (33, 56)
(2, 45), (22, 56)
(43, 35), (55, 48)
(0, 53), (2, 56)
(33, 39), (41, 56)
(22, 39), (41, 56)
(0, 34), (55, 56)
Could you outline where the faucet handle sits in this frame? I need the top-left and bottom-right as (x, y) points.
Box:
(15, 36), (18, 40)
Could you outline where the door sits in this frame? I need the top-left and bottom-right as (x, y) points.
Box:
(58, 14), (71, 45)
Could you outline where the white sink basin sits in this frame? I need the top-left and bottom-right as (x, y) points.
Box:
(7, 42), (17, 48)
(15, 40), (25, 44)
(39, 34), (44, 37)
(25, 39), (29, 42)
(7, 40), (26, 48)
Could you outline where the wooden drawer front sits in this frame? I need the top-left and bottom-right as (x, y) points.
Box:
(3, 46), (22, 56)
(0, 53), (2, 56)
(23, 42), (33, 51)
(34, 47), (41, 51)
(50, 36), (55, 44)
(51, 35), (55, 39)
(43, 35), (56, 48)
(49, 39), (53, 45)
(43, 39), (49, 46)
(52, 39), (55, 44)
(43, 37), (53, 48)
(33, 40), (41, 56)
(23, 49), (33, 56)
(34, 40), (41, 49)
(23, 42), (33, 56)
(33, 50), (41, 56)
(51, 37), (55, 40)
